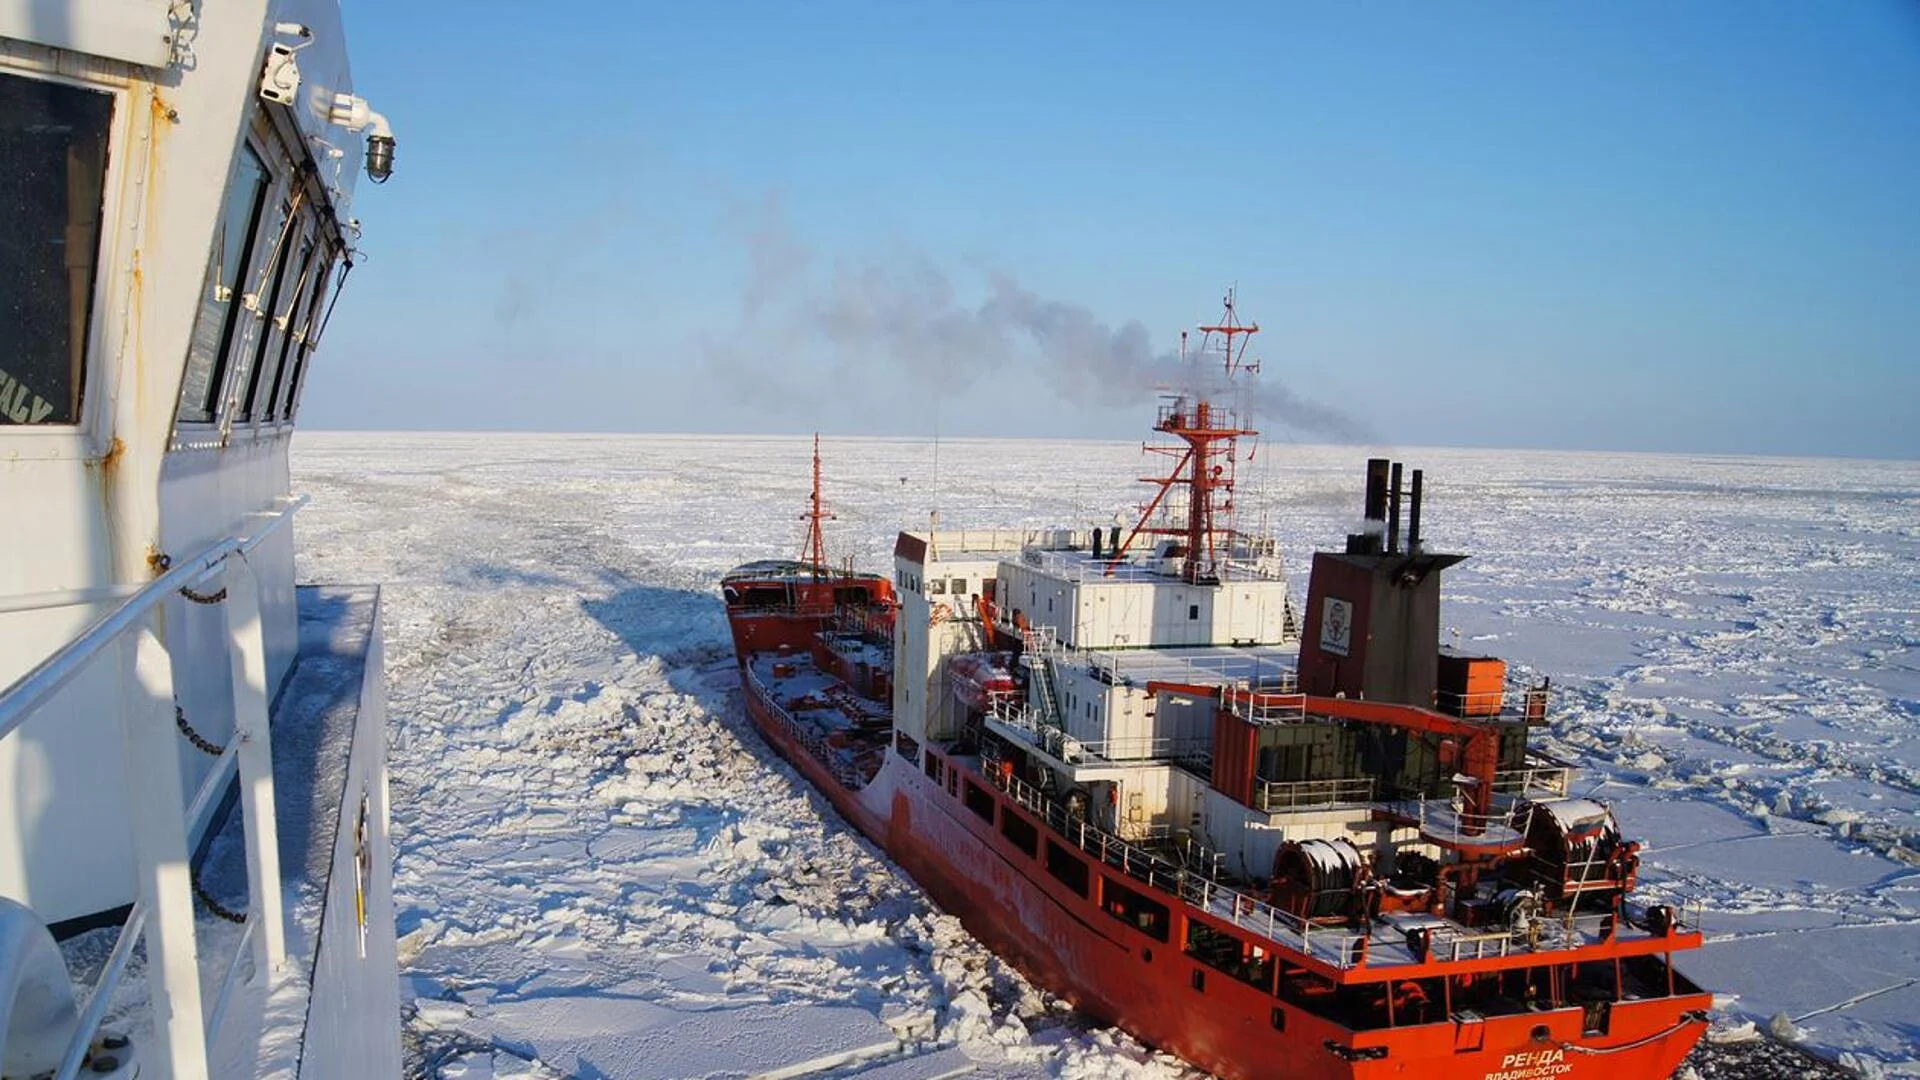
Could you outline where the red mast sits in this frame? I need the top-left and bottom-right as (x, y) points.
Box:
(799, 433), (834, 575)
(1109, 291), (1260, 584)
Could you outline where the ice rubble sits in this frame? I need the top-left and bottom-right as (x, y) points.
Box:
(291, 433), (1919, 1078)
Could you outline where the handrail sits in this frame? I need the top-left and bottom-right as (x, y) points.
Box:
(0, 496), (307, 743)
(54, 902), (148, 1080)
(204, 913), (259, 1048)
(1254, 775), (1376, 811)
(3, 495), (307, 1080)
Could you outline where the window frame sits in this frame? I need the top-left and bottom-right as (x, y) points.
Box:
(274, 242), (339, 422)
(0, 67), (128, 456)
(173, 103), (351, 443)
(240, 209), (314, 423)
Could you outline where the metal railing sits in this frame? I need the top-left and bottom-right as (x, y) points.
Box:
(1220, 684), (1306, 724)
(1012, 543), (1291, 585)
(0, 497), (304, 1080)
(1433, 680), (1553, 725)
(1384, 797), (1533, 847)
(1254, 775), (1376, 812)
(1492, 762), (1574, 801)
(744, 663), (876, 791)
(980, 763), (1378, 969)
(979, 761), (1705, 974)
(986, 701), (1211, 769)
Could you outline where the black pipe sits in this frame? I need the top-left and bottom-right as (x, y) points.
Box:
(1364, 458), (1390, 524)
(1387, 461), (1404, 555)
(1091, 526), (1103, 558)
(1109, 525), (1121, 552)
(1408, 469), (1424, 553)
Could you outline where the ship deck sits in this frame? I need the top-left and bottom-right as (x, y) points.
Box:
(744, 650), (891, 789)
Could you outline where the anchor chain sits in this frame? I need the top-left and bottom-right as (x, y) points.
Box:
(191, 869), (247, 924)
(179, 584), (228, 605)
(174, 703), (227, 756)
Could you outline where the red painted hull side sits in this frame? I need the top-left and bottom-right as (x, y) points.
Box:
(737, 673), (1707, 1080)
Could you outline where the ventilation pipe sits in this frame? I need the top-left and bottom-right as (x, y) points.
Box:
(1387, 461), (1404, 555)
(1408, 469), (1424, 553)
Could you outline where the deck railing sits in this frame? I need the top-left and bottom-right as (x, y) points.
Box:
(0, 496), (305, 1080)
(744, 664), (875, 791)
(1254, 775), (1376, 812)
(978, 762), (1705, 973)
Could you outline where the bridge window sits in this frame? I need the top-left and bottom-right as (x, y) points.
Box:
(0, 74), (112, 426)
(243, 213), (311, 420)
(178, 146), (270, 423)
(274, 245), (337, 419)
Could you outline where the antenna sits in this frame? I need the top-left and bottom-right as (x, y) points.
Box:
(1107, 290), (1261, 584)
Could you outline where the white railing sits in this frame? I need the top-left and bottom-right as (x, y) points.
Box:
(1254, 775), (1376, 811)
(986, 702), (1210, 769)
(1492, 762), (1573, 801)
(1433, 679), (1553, 725)
(743, 664), (875, 791)
(1220, 684), (1306, 724)
(979, 761), (1706, 973)
(1384, 797), (1532, 847)
(1015, 542), (1290, 585)
(0, 496), (304, 1080)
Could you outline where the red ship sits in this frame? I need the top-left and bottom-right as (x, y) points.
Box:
(721, 299), (1711, 1079)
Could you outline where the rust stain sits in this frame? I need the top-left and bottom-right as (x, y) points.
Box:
(92, 435), (127, 474)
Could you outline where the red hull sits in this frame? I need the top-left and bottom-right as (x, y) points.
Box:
(738, 675), (1708, 1080)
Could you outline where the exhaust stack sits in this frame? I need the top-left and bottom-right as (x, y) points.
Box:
(1387, 462), (1404, 556)
(1408, 469), (1424, 553)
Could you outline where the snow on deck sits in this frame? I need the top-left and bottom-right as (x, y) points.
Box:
(292, 433), (1920, 1078)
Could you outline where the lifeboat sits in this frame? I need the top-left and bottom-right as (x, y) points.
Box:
(948, 651), (1017, 713)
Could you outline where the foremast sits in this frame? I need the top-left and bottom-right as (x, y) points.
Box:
(1109, 290), (1261, 584)
(800, 433), (834, 577)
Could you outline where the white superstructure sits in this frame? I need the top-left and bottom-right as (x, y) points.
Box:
(1, 3), (400, 1077)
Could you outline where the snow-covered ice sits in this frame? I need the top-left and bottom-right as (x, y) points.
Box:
(291, 432), (1918, 1078)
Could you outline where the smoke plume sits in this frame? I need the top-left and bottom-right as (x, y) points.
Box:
(708, 197), (1368, 441)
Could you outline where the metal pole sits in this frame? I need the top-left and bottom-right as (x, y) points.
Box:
(226, 556), (287, 975)
(122, 626), (210, 1080)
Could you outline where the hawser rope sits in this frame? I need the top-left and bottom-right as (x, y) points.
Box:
(1558, 1011), (1709, 1055)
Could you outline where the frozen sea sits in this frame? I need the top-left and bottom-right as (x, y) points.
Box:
(290, 432), (1920, 1079)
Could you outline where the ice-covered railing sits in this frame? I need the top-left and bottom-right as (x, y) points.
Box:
(0, 497), (305, 1080)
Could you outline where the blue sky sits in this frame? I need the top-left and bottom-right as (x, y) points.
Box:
(308, 2), (1920, 459)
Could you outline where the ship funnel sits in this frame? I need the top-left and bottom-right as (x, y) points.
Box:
(1347, 457), (1392, 555)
